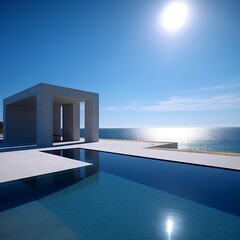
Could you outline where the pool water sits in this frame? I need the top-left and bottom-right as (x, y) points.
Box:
(1, 148), (240, 239)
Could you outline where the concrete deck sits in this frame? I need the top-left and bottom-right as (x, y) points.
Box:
(0, 139), (240, 184)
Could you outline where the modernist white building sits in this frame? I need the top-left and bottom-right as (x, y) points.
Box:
(3, 83), (99, 146)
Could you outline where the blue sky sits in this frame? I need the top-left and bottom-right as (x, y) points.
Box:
(0, 0), (240, 127)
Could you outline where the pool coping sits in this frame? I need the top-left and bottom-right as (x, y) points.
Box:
(146, 145), (240, 157)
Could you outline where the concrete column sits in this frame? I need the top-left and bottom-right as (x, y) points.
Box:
(36, 93), (53, 147)
(63, 103), (80, 141)
(53, 104), (61, 142)
(73, 103), (80, 140)
(85, 97), (99, 142)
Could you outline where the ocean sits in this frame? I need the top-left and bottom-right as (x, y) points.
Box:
(82, 127), (240, 153)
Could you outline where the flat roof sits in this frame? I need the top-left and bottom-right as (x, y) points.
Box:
(0, 139), (240, 183)
(4, 83), (98, 105)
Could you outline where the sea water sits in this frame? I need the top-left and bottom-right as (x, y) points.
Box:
(82, 127), (240, 153)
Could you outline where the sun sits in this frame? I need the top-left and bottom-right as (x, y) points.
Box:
(160, 1), (190, 33)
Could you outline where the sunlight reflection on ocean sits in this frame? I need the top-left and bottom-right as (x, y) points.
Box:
(96, 128), (240, 153)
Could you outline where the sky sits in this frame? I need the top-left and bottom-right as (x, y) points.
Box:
(0, 0), (240, 128)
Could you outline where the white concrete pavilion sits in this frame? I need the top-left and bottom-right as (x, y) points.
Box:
(3, 83), (99, 146)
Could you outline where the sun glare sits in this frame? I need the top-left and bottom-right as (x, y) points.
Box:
(160, 1), (190, 33)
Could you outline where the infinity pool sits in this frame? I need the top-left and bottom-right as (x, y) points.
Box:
(1, 148), (240, 239)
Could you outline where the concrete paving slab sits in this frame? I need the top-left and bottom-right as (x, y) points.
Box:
(0, 149), (91, 183)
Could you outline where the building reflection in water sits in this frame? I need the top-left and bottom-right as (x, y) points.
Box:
(1, 149), (100, 212)
(43, 148), (100, 179)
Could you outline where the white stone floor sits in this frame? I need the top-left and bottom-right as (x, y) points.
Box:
(0, 144), (91, 183)
(0, 139), (240, 184)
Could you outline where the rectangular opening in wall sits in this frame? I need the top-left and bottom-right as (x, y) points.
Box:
(80, 102), (85, 140)
(60, 105), (63, 141)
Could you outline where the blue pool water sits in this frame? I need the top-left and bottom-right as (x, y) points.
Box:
(1, 148), (240, 239)
(88, 127), (240, 153)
